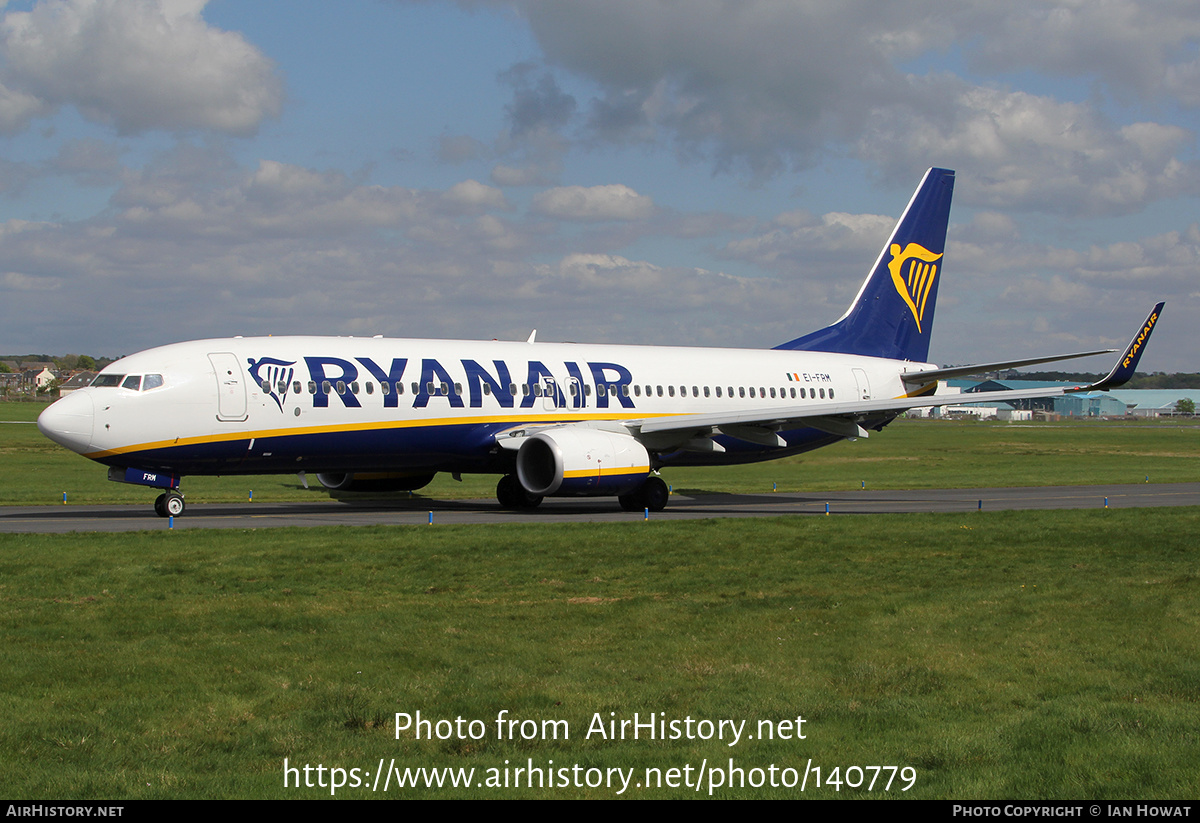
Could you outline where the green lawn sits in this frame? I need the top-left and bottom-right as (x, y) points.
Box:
(1, 509), (1197, 798)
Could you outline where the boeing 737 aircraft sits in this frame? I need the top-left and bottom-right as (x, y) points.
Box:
(38, 168), (1162, 516)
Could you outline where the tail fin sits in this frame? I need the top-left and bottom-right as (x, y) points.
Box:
(775, 167), (955, 362)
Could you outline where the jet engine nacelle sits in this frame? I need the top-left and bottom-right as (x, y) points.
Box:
(516, 427), (651, 497)
(316, 472), (436, 492)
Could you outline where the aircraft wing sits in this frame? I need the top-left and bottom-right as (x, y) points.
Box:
(626, 303), (1164, 444)
(624, 386), (1069, 442)
(898, 349), (1114, 387)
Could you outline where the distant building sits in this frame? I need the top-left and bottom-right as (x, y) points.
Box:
(22, 367), (55, 390)
(951, 380), (1200, 418)
(58, 371), (97, 396)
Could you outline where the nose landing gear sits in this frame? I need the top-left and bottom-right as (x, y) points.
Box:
(153, 491), (186, 517)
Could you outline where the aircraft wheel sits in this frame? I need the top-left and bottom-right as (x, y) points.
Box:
(496, 475), (542, 510)
(154, 493), (167, 517)
(618, 492), (641, 512)
(496, 475), (520, 509)
(164, 492), (185, 517)
(640, 477), (669, 512)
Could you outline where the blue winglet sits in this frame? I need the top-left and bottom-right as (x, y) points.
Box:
(1076, 302), (1164, 392)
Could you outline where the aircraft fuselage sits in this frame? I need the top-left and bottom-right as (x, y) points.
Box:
(42, 336), (917, 479)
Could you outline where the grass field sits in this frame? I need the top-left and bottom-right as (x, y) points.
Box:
(1, 510), (1197, 799)
(2, 399), (1198, 799)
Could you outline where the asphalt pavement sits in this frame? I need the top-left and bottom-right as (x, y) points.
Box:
(2, 482), (1198, 533)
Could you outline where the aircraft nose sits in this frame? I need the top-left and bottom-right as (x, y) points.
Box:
(37, 391), (95, 454)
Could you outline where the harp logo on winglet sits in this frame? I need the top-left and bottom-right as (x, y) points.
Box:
(888, 242), (943, 333)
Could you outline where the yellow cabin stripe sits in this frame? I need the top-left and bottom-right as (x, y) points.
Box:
(81, 411), (678, 460)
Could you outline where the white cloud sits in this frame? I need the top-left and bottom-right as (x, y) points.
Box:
(0, 79), (48, 133)
(0, 0), (283, 135)
(860, 85), (1199, 215)
(494, 1), (1200, 211)
(531, 184), (654, 220)
(442, 179), (511, 214)
(721, 210), (895, 270)
(964, 1), (1200, 105)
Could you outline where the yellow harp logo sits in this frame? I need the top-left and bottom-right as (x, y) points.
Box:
(887, 242), (943, 333)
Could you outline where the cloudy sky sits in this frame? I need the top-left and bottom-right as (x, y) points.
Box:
(1, 0), (1196, 371)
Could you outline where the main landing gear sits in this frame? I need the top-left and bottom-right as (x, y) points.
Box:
(154, 491), (185, 517)
(619, 476), (669, 513)
(495, 474), (670, 512)
(496, 475), (543, 510)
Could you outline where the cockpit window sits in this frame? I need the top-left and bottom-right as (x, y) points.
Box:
(91, 373), (164, 391)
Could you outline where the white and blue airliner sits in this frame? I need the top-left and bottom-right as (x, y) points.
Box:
(37, 169), (1163, 516)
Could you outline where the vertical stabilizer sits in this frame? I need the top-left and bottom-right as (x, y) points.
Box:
(775, 167), (955, 362)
